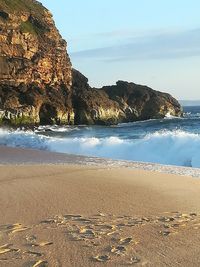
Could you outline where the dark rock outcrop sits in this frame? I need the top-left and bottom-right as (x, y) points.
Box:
(72, 69), (121, 125)
(72, 70), (182, 125)
(0, 0), (182, 126)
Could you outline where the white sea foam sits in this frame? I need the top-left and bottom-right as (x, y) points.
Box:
(0, 128), (48, 149)
(35, 125), (81, 133)
(164, 113), (180, 119)
(1, 128), (200, 168)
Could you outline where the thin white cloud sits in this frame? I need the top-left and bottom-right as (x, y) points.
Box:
(70, 28), (200, 61)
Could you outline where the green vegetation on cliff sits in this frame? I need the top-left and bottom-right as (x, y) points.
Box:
(0, 0), (49, 35)
(0, 0), (46, 17)
(20, 20), (47, 36)
(20, 21), (36, 35)
(1, 115), (36, 126)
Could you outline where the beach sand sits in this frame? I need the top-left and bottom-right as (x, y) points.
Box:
(0, 147), (200, 266)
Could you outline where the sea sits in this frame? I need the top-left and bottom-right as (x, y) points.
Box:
(1, 106), (200, 168)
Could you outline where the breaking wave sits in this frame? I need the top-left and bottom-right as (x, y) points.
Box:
(1, 128), (200, 168)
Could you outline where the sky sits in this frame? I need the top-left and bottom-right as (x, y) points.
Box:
(39, 0), (200, 100)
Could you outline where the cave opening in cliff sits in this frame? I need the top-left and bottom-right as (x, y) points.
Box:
(39, 104), (57, 125)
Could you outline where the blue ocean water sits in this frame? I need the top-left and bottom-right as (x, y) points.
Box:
(1, 106), (200, 168)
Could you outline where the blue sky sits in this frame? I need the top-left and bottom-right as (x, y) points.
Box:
(40, 0), (200, 100)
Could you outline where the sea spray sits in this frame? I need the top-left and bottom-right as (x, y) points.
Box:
(1, 127), (200, 168)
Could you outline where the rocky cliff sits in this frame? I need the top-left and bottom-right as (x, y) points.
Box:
(72, 70), (182, 125)
(0, 0), (182, 126)
(0, 0), (74, 125)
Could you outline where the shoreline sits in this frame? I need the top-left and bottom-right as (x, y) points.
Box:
(1, 145), (200, 178)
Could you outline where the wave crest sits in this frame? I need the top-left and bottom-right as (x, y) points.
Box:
(0, 128), (200, 168)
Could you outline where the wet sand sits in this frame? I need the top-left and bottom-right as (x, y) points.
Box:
(0, 147), (200, 266)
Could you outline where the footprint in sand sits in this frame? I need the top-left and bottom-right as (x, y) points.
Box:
(75, 218), (92, 223)
(0, 244), (20, 255)
(84, 240), (101, 247)
(40, 219), (56, 224)
(70, 233), (85, 241)
(23, 260), (48, 267)
(24, 251), (43, 257)
(38, 242), (53, 247)
(63, 214), (82, 220)
(119, 237), (132, 245)
(26, 235), (37, 243)
(0, 247), (11, 255)
(157, 216), (175, 223)
(0, 244), (12, 254)
(107, 231), (119, 236)
(108, 237), (133, 257)
(12, 225), (29, 234)
(93, 255), (111, 262)
(25, 235), (53, 249)
(127, 256), (141, 265)
(30, 242), (53, 248)
(96, 213), (107, 217)
(79, 229), (96, 239)
(0, 223), (29, 234)
(159, 230), (171, 236)
(111, 245), (126, 256)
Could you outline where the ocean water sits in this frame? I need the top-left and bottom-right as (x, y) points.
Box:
(1, 106), (200, 168)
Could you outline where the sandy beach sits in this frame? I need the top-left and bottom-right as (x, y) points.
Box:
(1, 147), (200, 266)
(0, 0), (199, 266)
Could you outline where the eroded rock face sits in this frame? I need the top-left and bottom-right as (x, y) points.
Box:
(72, 69), (122, 125)
(0, 0), (182, 126)
(0, 0), (73, 125)
(72, 70), (182, 125)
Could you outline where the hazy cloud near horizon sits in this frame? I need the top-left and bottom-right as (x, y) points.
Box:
(71, 28), (200, 62)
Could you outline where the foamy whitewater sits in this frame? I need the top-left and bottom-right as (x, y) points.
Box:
(1, 106), (200, 168)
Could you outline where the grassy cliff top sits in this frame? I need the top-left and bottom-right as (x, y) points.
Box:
(0, 0), (47, 18)
(0, 0), (51, 36)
